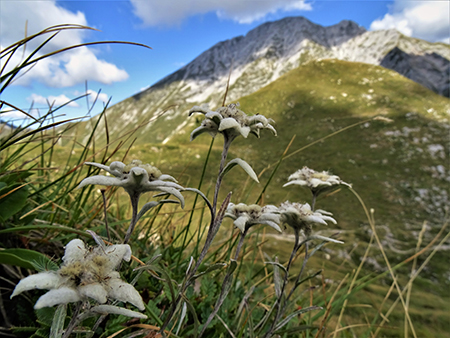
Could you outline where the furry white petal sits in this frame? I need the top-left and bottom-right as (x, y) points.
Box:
(11, 272), (60, 299)
(34, 287), (80, 309)
(106, 278), (145, 310)
(91, 305), (147, 319)
(62, 239), (86, 264)
(79, 283), (107, 304)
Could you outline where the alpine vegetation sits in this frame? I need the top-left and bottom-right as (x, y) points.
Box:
(7, 97), (349, 337)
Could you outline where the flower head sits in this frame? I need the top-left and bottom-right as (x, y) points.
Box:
(224, 203), (282, 233)
(189, 102), (277, 141)
(283, 167), (350, 196)
(11, 238), (146, 318)
(78, 160), (185, 208)
(279, 201), (336, 237)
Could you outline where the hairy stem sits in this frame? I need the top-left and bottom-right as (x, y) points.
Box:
(199, 229), (247, 338)
(123, 191), (140, 244)
(263, 229), (301, 338)
(61, 302), (82, 338)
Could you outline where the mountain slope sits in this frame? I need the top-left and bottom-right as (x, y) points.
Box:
(74, 16), (449, 147)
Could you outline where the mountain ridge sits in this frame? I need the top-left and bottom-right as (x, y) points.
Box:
(75, 16), (449, 145)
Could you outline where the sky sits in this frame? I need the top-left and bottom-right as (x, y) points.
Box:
(1, 0), (449, 126)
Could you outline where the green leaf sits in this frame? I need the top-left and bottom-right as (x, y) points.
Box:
(35, 307), (56, 327)
(0, 224), (89, 237)
(144, 300), (163, 326)
(0, 248), (57, 270)
(49, 304), (67, 338)
(0, 171), (33, 185)
(0, 183), (28, 221)
(227, 259), (238, 275)
(220, 158), (259, 183)
(193, 263), (226, 280)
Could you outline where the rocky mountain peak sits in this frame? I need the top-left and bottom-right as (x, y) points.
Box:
(97, 16), (449, 145)
(152, 16), (366, 89)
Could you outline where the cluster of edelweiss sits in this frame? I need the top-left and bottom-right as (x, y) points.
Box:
(11, 103), (350, 326)
(225, 165), (349, 241)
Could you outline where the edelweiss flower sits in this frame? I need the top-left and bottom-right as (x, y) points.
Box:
(78, 160), (185, 208)
(224, 203), (282, 233)
(189, 102), (277, 141)
(11, 238), (146, 318)
(279, 201), (337, 237)
(283, 167), (350, 195)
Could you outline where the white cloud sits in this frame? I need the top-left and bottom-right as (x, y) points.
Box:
(370, 1), (450, 43)
(0, 1), (128, 88)
(27, 94), (80, 108)
(86, 89), (110, 104)
(130, 0), (312, 26)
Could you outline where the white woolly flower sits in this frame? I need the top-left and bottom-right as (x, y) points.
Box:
(78, 160), (185, 208)
(224, 203), (282, 233)
(279, 202), (338, 241)
(189, 102), (277, 141)
(283, 167), (350, 195)
(11, 238), (147, 318)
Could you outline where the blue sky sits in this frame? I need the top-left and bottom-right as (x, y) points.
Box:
(1, 1), (448, 125)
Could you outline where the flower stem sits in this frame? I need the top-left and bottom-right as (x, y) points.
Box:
(123, 192), (140, 244)
(212, 134), (233, 214)
(101, 189), (111, 242)
(199, 229), (247, 338)
(62, 302), (82, 338)
(284, 242), (309, 310)
(311, 191), (317, 211)
(263, 229), (301, 338)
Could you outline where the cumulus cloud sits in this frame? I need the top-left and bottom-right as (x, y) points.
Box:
(370, 1), (449, 43)
(130, 0), (312, 26)
(0, 1), (128, 88)
(27, 94), (80, 108)
(86, 89), (110, 104)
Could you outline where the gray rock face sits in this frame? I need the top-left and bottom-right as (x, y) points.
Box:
(96, 16), (449, 144)
(152, 17), (365, 89)
(381, 47), (450, 97)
